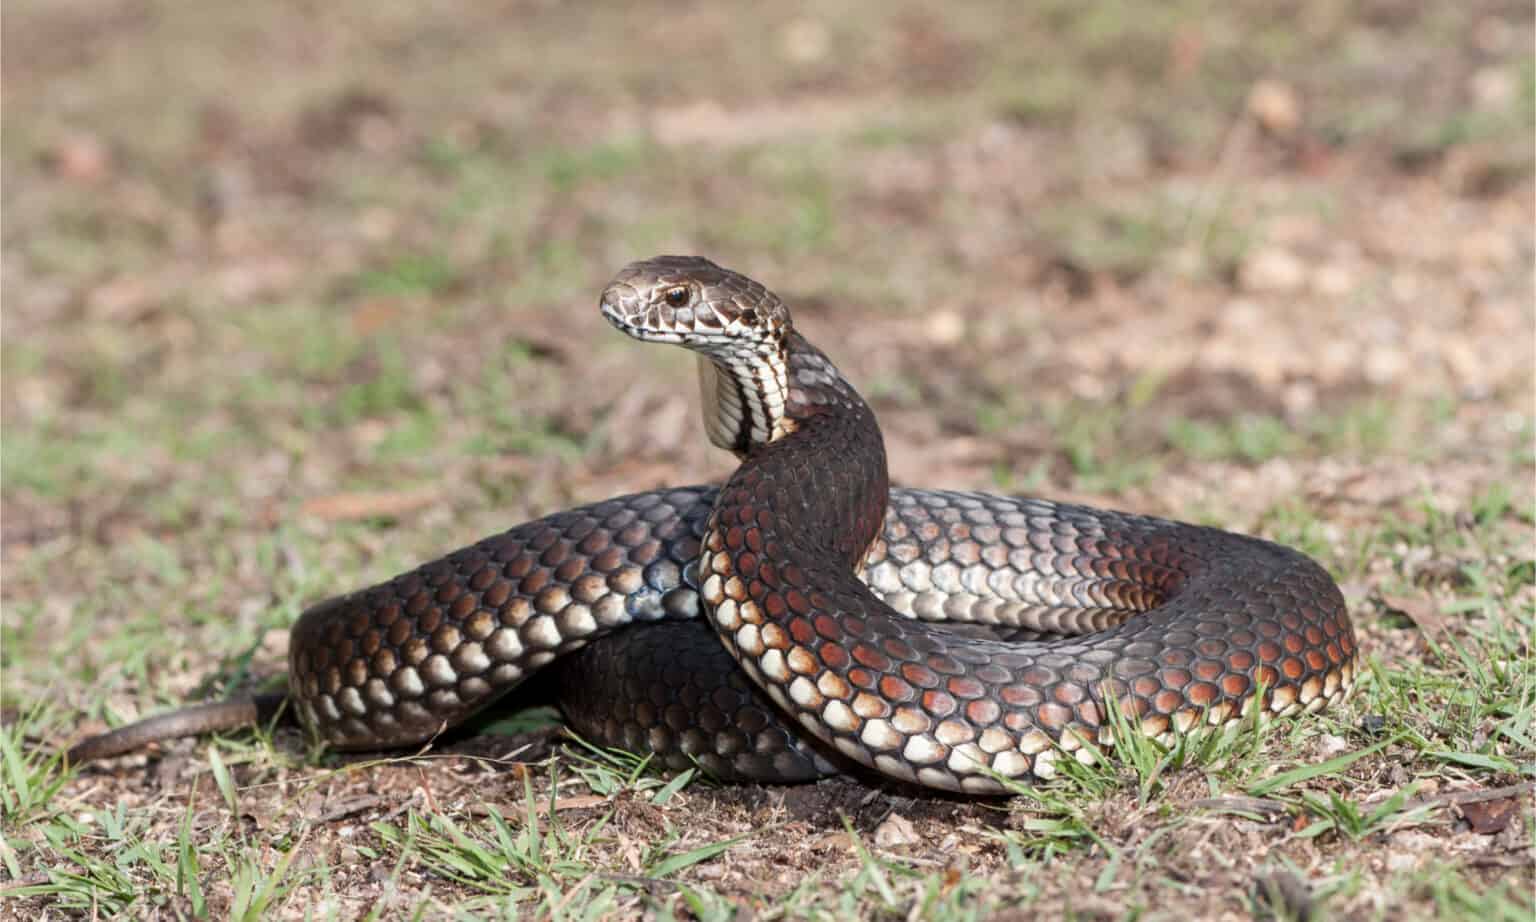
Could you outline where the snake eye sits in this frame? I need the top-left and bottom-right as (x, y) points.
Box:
(738, 307), (758, 325)
(664, 286), (690, 307)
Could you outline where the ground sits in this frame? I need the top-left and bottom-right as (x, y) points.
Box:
(2, 1), (1533, 919)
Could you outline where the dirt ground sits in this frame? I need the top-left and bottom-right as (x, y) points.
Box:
(3, 1), (1533, 919)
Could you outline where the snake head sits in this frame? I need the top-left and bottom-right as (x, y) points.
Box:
(600, 255), (791, 359)
(602, 255), (798, 453)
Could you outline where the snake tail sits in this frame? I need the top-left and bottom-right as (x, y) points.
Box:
(66, 693), (289, 765)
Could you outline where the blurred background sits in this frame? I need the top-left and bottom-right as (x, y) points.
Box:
(3, 2), (1532, 915)
(4, 0), (1532, 672)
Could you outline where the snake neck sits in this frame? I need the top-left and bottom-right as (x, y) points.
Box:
(697, 350), (792, 458)
(710, 332), (890, 569)
(700, 327), (864, 460)
(697, 331), (876, 455)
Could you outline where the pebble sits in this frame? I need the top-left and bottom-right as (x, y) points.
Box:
(1469, 67), (1516, 109)
(1247, 80), (1302, 137)
(1240, 246), (1308, 293)
(48, 133), (111, 183)
(779, 19), (830, 63)
(1316, 733), (1350, 757)
(874, 812), (919, 847)
(1310, 262), (1356, 298)
(925, 310), (965, 346)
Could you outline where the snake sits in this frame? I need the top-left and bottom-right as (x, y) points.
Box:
(67, 256), (1356, 794)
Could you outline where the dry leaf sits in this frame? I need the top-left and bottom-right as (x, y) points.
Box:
(808, 831), (854, 853)
(1460, 796), (1519, 835)
(1379, 593), (1449, 639)
(874, 812), (918, 848)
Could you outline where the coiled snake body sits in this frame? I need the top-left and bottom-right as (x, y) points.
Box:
(69, 257), (1356, 793)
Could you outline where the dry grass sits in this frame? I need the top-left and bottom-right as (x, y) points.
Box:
(3, 1), (1533, 918)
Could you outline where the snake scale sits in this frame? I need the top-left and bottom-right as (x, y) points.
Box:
(68, 256), (1356, 793)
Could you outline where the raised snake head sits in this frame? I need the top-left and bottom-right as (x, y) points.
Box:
(601, 255), (796, 454)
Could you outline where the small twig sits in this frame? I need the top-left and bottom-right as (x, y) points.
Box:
(1190, 796), (1288, 816)
(0, 872), (51, 893)
(315, 793), (386, 824)
(595, 872), (678, 895)
(1400, 782), (1534, 812)
(1191, 783), (1533, 821)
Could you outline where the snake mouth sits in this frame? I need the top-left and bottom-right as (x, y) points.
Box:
(598, 295), (629, 329)
(601, 297), (693, 347)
